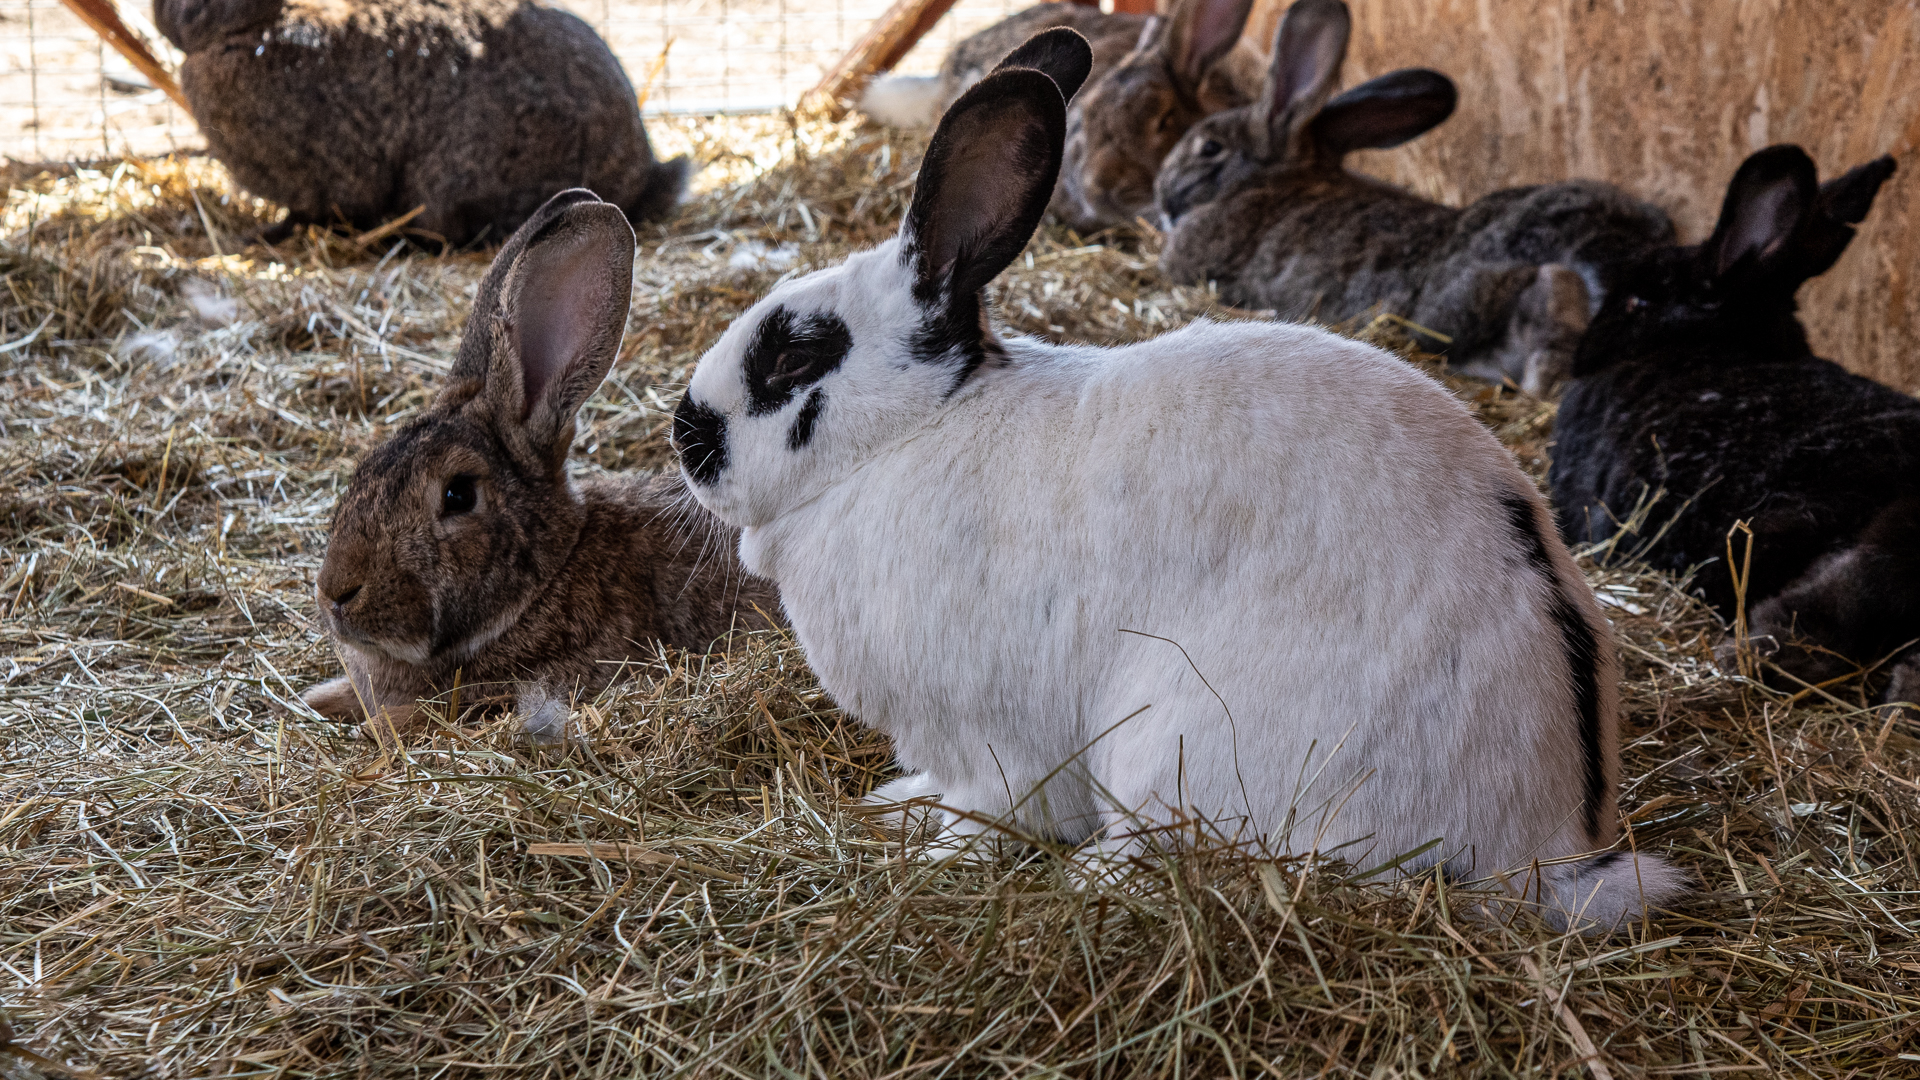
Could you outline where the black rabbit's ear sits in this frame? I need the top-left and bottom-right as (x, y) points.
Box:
(468, 197), (636, 469)
(1789, 155), (1898, 278)
(1818, 155), (1897, 225)
(1311, 68), (1455, 155)
(1166, 0), (1256, 88)
(1255, 0), (1351, 159)
(901, 68), (1065, 305)
(993, 28), (1095, 105)
(1703, 145), (1817, 280)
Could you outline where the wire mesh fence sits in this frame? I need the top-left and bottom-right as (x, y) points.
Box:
(0, 0), (1033, 163)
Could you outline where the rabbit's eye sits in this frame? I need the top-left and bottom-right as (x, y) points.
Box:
(442, 474), (479, 516)
(1155, 111), (1175, 134)
(1624, 296), (1647, 314)
(1199, 139), (1224, 158)
(770, 350), (821, 388)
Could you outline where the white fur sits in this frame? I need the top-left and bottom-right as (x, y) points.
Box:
(857, 75), (949, 129)
(680, 235), (1686, 932)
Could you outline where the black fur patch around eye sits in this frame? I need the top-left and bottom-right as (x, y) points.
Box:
(673, 396), (728, 485)
(744, 308), (853, 415)
(787, 389), (824, 451)
(1501, 491), (1606, 841)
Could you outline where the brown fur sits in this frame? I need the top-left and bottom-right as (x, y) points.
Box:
(1057, 0), (1262, 232)
(302, 191), (779, 740)
(155, 0), (688, 247)
(928, 3), (1147, 118)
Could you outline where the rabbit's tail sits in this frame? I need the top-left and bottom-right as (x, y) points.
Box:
(858, 75), (945, 129)
(627, 155), (692, 224)
(1536, 851), (1689, 934)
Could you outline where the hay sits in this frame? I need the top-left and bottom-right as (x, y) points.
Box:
(4, 112), (1920, 1079)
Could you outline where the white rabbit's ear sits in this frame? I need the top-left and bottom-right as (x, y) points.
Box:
(462, 191), (636, 469)
(1703, 145), (1816, 281)
(901, 68), (1066, 310)
(992, 27), (1095, 104)
(1165, 0), (1255, 88)
(1254, 0), (1350, 160)
(1311, 68), (1455, 155)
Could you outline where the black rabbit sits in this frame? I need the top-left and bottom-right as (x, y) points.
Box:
(1550, 145), (1915, 701)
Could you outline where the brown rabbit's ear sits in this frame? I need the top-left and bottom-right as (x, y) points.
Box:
(448, 188), (608, 388)
(1165, 0), (1256, 89)
(1254, 0), (1350, 161)
(466, 195), (636, 470)
(1310, 68), (1455, 156)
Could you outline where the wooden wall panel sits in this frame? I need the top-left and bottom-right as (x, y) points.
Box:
(1241, 0), (1920, 390)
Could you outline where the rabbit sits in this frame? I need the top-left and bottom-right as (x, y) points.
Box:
(154, 0), (689, 248)
(671, 29), (1685, 933)
(1153, 0), (1674, 395)
(1549, 146), (1916, 700)
(302, 190), (780, 742)
(1056, 0), (1265, 232)
(858, 2), (1147, 130)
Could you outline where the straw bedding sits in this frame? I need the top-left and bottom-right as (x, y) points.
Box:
(3, 114), (1919, 1078)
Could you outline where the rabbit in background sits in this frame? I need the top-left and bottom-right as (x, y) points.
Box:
(1153, 0), (1672, 394)
(859, 0), (1264, 234)
(673, 29), (1685, 934)
(156, 0), (689, 247)
(1058, 0), (1264, 232)
(858, 2), (1149, 130)
(1549, 146), (1915, 703)
(303, 190), (780, 743)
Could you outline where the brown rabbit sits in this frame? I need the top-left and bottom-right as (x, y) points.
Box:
(302, 190), (780, 741)
(155, 0), (689, 247)
(1057, 0), (1263, 231)
(857, 3), (1146, 129)
(860, 0), (1262, 233)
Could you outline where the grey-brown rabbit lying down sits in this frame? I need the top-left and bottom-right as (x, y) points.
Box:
(155, 0), (688, 247)
(303, 191), (780, 741)
(1154, 0), (1674, 395)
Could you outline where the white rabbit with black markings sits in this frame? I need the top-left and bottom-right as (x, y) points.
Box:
(672, 29), (1685, 933)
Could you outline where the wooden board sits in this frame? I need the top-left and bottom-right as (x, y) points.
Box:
(56, 0), (189, 113)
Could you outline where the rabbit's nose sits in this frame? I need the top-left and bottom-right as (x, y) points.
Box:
(329, 583), (363, 609)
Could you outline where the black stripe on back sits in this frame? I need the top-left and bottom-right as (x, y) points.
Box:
(1501, 490), (1606, 840)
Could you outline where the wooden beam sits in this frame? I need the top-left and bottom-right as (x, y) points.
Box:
(57, 0), (190, 114)
(807, 0), (963, 118)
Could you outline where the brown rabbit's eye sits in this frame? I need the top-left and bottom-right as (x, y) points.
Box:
(1624, 296), (1647, 314)
(442, 474), (479, 516)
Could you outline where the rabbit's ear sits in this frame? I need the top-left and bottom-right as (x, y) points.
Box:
(1166, 0), (1256, 88)
(1703, 145), (1817, 280)
(471, 195), (636, 468)
(901, 68), (1066, 305)
(993, 27), (1095, 104)
(1817, 155), (1896, 225)
(1255, 0), (1351, 160)
(449, 188), (608, 386)
(1789, 155), (1898, 279)
(1311, 68), (1455, 155)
